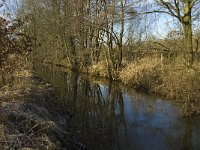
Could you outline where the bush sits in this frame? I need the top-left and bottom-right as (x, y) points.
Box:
(157, 58), (200, 100)
(119, 56), (200, 115)
(88, 61), (108, 78)
(119, 57), (162, 90)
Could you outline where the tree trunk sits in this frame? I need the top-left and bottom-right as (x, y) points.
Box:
(118, 0), (124, 69)
(183, 22), (193, 66)
(182, 1), (194, 67)
(68, 36), (78, 71)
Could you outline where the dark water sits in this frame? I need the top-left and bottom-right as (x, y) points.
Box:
(34, 64), (200, 150)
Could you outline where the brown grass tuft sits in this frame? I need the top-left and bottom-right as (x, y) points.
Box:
(119, 56), (200, 115)
(119, 57), (162, 90)
(88, 61), (108, 78)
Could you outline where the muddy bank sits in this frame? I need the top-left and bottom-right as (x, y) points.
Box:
(0, 63), (86, 149)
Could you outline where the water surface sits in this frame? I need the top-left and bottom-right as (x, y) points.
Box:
(34, 64), (200, 150)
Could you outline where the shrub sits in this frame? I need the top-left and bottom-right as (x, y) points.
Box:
(119, 57), (162, 90)
(88, 61), (108, 78)
(157, 58), (200, 100)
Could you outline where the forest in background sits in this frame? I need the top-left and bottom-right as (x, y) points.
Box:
(1, 0), (200, 116)
(1, 0), (200, 149)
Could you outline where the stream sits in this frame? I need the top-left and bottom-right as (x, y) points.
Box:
(34, 64), (200, 150)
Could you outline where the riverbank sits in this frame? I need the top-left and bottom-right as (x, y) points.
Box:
(46, 56), (200, 117)
(119, 57), (200, 116)
(33, 63), (200, 149)
(0, 56), (86, 149)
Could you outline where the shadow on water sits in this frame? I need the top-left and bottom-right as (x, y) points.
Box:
(34, 64), (200, 150)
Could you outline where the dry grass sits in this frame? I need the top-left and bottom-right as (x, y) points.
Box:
(156, 58), (200, 115)
(88, 61), (108, 78)
(119, 57), (162, 90)
(39, 55), (200, 116)
(0, 55), (85, 149)
(0, 60), (60, 149)
(155, 59), (200, 100)
(119, 56), (200, 116)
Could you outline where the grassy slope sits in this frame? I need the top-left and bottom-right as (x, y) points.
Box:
(0, 55), (86, 149)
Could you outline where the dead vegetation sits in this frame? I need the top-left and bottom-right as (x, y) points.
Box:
(119, 56), (200, 116)
(119, 57), (162, 91)
(42, 52), (200, 117)
(0, 55), (86, 150)
(88, 61), (108, 78)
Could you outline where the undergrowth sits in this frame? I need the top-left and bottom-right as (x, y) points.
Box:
(0, 54), (85, 149)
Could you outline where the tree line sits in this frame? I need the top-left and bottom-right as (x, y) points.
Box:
(1, 0), (200, 79)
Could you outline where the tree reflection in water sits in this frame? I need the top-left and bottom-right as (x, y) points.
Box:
(34, 64), (200, 150)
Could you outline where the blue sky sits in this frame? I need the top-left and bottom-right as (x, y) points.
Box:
(0, 0), (177, 39)
(151, 14), (177, 38)
(0, 0), (20, 16)
(2, 0), (198, 39)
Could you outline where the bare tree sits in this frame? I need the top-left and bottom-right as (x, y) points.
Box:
(145, 0), (200, 66)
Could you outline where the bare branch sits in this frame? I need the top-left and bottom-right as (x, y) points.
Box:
(190, 0), (198, 8)
(143, 10), (178, 18)
(174, 0), (181, 19)
(156, 0), (179, 18)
